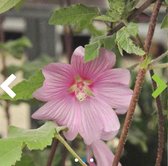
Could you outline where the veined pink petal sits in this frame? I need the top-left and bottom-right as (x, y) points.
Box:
(32, 96), (80, 140)
(94, 69), (131, 86)
(91, 140), (121, 166)
(71, 46), (116, 80)
(79, 99), (103, 145)
(94, 83), (132, 114)
(33, 63), (75, 102)
(79, 98), (120, 145)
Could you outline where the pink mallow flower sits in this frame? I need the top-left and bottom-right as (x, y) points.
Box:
(32, 46), (132, 165)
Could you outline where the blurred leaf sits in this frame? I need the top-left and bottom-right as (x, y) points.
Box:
(0, 37), (32, 59)
(4, 65), (21, 76)
(49, 4), (99, 29)
(165, 0), (168, 5)
(84, 41), (101, 62)
(14, 0), (25, 10)
(15, 155), (35, 166)
(0, 70), (44, 101)
(124, 0), (139, 13)
(161, 15), (168, 29)
(22, 56), (53, 78)
(128, 127), (148, 152)
(116, 23), (145, 56)
(0, 122), (62, 166)
(0, 0), (23, 14)
(87, 24), (104, 37)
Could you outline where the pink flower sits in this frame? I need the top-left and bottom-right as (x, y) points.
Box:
(88, 140), (121, 166)
(32, 46), (132, 165)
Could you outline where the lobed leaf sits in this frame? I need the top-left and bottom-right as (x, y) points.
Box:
(0, 37), (32, 59)
(49, 4), (99, 29)
(116, 23), (145, 56)
(0, 122), (62, 166)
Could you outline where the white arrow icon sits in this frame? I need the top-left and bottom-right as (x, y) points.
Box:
(0, 74), (16, 98)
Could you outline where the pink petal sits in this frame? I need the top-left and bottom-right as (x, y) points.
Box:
(91, 140), (121, 166)
(94, 69), (131, 86)
(32, 96), (80, 141)
(79, 98), (120, 145)
(71, 46), (116, 80)
(33, 63), (75, 102)
(101, 130), (119, 141)
(79, 100), (103, 145)
(94, 82), (132, 114)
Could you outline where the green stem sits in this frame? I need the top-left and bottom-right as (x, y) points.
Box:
(149, 63), (168, 69)
(151, 50), (168, 64)
(56, 134), (87, 166)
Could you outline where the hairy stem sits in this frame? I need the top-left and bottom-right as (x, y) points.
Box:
(112, 0), (162, 165)
(46, 139), (59, 166)
(112, 69), (147, 166)
(56, 134), (87, 166)
(150, 69), (165, 166)
(134, 23), (166, 165)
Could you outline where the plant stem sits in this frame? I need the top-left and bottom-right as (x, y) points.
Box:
(59, 145), (68, 166)
(134, 14), (165, 165)
(151, 50), (168, 64)
(56, 134), (87, 166)
(149, 70), (165, 166)
(149, 63), (168, 69)
(112, 0), (162, 165)
(46, 139), (59, 166)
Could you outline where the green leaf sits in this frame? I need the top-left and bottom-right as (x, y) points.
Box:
(106, 0), (138, 22)
(4, 65), (21, 76)
(0, 0), (23, 14)
(116, 23), (145, 56)
(0, 37), (32, 59)
(0, 70), (44, 101)
(22, 56), (53, 78)
(49, 4), (99, 29)
(84, 41), (101, 62)
(101, 35), (116, 50)
(0, 122), (62, 166)
(107, 0), (125, 22)
(0, 140), (22, 166)
(8, 122), (57, 150)
(161, 15), (168, 29)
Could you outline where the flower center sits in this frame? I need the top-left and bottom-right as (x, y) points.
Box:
(69, 76), (93, 102)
